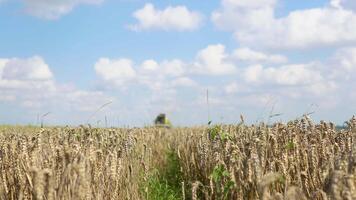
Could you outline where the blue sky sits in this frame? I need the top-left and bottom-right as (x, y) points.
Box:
(0, 0), (355, 126)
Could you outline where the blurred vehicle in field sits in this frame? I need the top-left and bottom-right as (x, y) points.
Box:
(154, 113), (172, 128)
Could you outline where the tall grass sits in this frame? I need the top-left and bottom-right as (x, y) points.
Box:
(0, 116), (355, 199)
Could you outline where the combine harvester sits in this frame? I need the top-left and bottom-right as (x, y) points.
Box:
(154, 113), (172, 128)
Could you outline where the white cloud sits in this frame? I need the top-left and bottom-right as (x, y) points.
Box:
(23, 0), (103, 20)
(222, 0), (276, 8)
(161, 60), (186, 77)
(1, 46), (355, 125)
(212, 1), (274, 32)
(61, 89), (114, 112)
(141, 59), (159, 71)
(330, 0), (342, 8)
(94, 57), (198, 114)
(171, 77), (197, 87)
(92, 44), (356, 124)
(0, 59), (9, 78)
(95, 44), (242, 92)
(332, 0), (356, 11)
(263, 64), (323, 85)
(129, 3), (203, 31)
(0, 56), (115, 117)
(94, 58), (136, 86)
(140, 45), (238, 77)
(330, 47), (356, 71)
(328, 47), (356, 80)
(140, 59), (186, 77)
(0, 94), (16, 102)
(232, 45), (356, 99)
(0, 56), (54, 90)
(224, 45), (356, 102)
(232, 47), (288, 64)
(243, 65), (264, 83)
(224, 82), (240, 94)
(243, 63), (323, 86)
(213, 0), (356, 49)
(1, 56), (52, 81)
(307, 81), (338, 96)
(94, 57), (191, 96)
(193, 44), (237, 75)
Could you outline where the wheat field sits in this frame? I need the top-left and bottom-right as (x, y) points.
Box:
(0, 116), (355, 200)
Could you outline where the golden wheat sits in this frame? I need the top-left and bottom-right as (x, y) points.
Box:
(0, 116), (354, 199)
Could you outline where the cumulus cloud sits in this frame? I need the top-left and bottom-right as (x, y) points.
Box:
(233, 46), (356, 99)
(23, 0), (104, 20)
(2, 56), (52, 81)
(171, 77), (197, 87)
(94, 56), (200, 117)
(243, 64), (323, 86)
(141, 45), (239, 77)
(224, 82), (240, 95)
(326, 47), (356, 81)
(129, 3), (203, 31)
(0, 95), (16, 102)
(59, 89), (114, 112)
(213, 0), (356, 49)
(0, 59), (9, 77)
(331, 0), (356, 11)
(141, 59), (159, 72)
(161, 60), (186, 77)
(222, 0), (276, 8)
(212, 0), (274, 32)
(0, 56), (114, 119)
(140, 59), (186, 77)
(93, 43), (356, 124)
(330, 47), (356, 72)
(94, 43), (355, 102)
(0, 56), (54, 90)
(232, 48), (288, 64)
(193, 44), (237, 75)
(95, 44), (243, 92)
(213, 46), (356, 109)
(96, 58), (193, 92)
(1, 47), (354, 125)
(94, 58), (136, 86)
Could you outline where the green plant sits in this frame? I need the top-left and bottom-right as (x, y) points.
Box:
(210, 164), (235, 200)
(143, 150), (184, 200)
(144, 171), (181, 200)
(285, 141), (295, 150)
(208, 125), (231, 141)
(208, 125), (221, 140)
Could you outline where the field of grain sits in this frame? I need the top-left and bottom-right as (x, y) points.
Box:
(0, 116), (355, 200)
